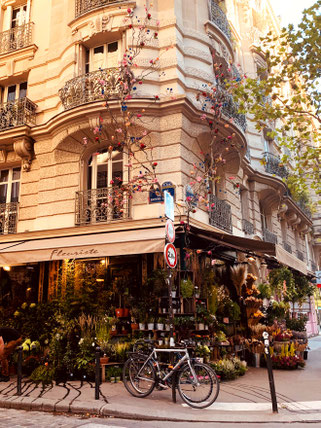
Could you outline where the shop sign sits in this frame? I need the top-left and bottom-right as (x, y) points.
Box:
(162, 181), (175, 199)
(164, 190), (174, 221)
(165, 219), (175, 243)
(50, 248), (99, 260)
(164, 243), (177, 269)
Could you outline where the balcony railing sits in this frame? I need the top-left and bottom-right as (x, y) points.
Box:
(222, 94), (247, 132)
(263, 152), (288, 179)
(0, 202), (19, 234)
(0, 22), (33, 55)
(210, 0), (232, 40)
(296, 250), (304, 262)
(75, 0), (123, 17)
(59, 68), (129, 110)
(263, 227), (278, 244)
(0, 97), (37, 131)
(242, 219), (254, 235)
(209, 195), (232, 233)
(75, 187), (130, 226)
(283, 242), (292, 254)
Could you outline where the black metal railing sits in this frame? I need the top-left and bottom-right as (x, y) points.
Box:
(209, 195), (232, 233)
(75, 0), (124, 17)
(0, 22), (33, 55)
(59, 68), (129, 110)
(263, 152), (288, 179)
(0, 98), (37, 131)
(210, 0), (232, 40)
(283, 242), (292, 254)
(296, 250), (304, 261)
(75, 187), (130, 225)
(0, 202), (19, 234)
(262, 227), (278, 244)
(222, 94), (247, 132)
(242, 219), (254, 235)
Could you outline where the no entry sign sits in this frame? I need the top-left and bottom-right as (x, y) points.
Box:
(164, 243), (177, 269)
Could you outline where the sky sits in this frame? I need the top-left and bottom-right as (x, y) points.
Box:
(269, 0), (317, 26)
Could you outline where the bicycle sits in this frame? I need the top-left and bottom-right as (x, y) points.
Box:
(123, 339), (220, 409)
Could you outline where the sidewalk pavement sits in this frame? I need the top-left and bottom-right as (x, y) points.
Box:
(0, 335), (320, 424)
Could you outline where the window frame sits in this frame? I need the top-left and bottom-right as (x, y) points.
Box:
(0, 166), (21, 205)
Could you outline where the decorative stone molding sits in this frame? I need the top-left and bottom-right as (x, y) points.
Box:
(278, 203), (288, 218)
(0, 149), (7, 164)
(13, 136), (34, 171)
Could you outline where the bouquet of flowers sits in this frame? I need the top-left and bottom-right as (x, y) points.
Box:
(271, 354), (305, 370)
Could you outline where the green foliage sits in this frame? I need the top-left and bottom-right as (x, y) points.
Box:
(265, 301), (290, 324)
(285, 315), (308, 332)
(269, 267), (296, 301)
(180, 279), (194, 298)
(228, 1), (321, 197)
(257, 282), (272, 300)
(29, 364), (55, 387)
(210, 357), (247, 380)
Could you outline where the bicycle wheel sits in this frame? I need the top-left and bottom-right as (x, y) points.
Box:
(177, 362), (219, 409)
(123, 355), (156, 398)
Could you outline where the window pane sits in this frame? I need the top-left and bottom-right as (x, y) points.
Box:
(108, 42), (118, 53)
(7, 86), (16, 102)
(12, 168), (21, 181)
(0, 170), (8, 183)
(97, 165), (107, 188)
(0, 184), (7, 203)
(94, 46), (104, 54)
(19, 82), (27, 99)
(11, 182), (19, 203)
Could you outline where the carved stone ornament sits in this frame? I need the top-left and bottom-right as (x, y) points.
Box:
(13, 136), (35, 172)
(89, 14), (113, 36)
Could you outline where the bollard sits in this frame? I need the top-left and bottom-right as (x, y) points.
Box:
(17, 346), (22, 396)
(95, 346), (101, 400)
(263, 332), (278, 413)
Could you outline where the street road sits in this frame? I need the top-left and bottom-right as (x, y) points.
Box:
(0, 409), (318, 428)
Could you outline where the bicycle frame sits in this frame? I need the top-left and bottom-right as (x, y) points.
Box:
(135, 347), (200, 387)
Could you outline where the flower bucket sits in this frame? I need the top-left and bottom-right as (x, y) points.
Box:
(165, 324), (170, 331)
(198, 323), (205, 331)
(115, 308), (124, 318)
(253, 353), (261, 368)
(156, 323), (164, 331)
(131, 323), (139, 330)
(147, 323), (154, 330)
(139, 323), (145, 330)
(123, 308), (130, 317)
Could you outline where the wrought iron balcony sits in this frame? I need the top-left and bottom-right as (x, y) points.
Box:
(262, 227), (278, 244)
(0, 22), (33, 55)
(75, 0), (124, 17)
(59, 68), (129, 110)
(263, 152), (288, 179)
(283, 242), (292, 254)
(0, 97), (37, 131)
(209, 195), (232, 233)
(210, 0), (232, 40)
(222, 94), (247, 132)
(242, 219), (254, 235)
(75, 187), (130, 226)
(0, 202), (19, 234)
(296, 250), (304, 262)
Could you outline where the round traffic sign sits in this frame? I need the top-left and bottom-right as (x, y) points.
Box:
(164, 243), (177, 269)
(165, 219), (175, 243)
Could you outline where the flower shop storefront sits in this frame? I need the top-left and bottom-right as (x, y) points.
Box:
(0, 224), (314, 385)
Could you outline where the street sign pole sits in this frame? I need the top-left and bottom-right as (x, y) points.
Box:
(263, 331), (278, 413)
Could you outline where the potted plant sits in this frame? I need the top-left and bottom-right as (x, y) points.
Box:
(156, 318), (165, 330)
(95, 317), (113, 363)
(147, 317), (155, 331)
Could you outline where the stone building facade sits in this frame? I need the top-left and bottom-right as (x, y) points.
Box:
(0, 0), (319, 298)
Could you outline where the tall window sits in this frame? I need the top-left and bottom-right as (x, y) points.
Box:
(88, 150), (123, 190)
(260, 202), (271, 230)
(85, 41), (119, 73)
(0, 167), (21, 204)
(11, 5), (27, 29)
(5, 82), (27, 103)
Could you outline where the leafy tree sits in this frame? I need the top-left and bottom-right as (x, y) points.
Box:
(229, 1), (321, 198)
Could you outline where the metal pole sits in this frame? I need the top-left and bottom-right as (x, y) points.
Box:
(167, 269), (174, 345)
(17, 346), (22, 396)
(95, 346), (101, 400)
(263, 332), (278, 413)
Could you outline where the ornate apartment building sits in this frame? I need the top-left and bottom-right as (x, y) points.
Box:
(0, 0), (319, 300)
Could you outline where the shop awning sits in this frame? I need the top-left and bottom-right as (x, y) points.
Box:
(187, 225), (308, 275)
(0, 227), (165, 265)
